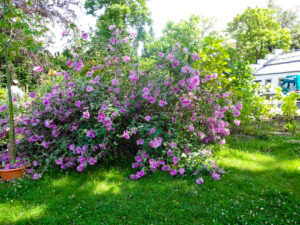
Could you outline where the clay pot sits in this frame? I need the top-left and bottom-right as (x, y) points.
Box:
(0, 166), (27, 181)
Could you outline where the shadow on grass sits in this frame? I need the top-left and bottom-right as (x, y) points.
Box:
(0, 136), (299, 224)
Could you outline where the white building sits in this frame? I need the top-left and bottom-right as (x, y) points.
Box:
(252, 49), (300, 94)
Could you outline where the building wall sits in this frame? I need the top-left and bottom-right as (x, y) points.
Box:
(254, 71), (300, 94)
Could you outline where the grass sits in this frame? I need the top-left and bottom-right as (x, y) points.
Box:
(0, 135), (299, 224)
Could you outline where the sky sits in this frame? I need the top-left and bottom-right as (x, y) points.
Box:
(49, 0), (300, 53)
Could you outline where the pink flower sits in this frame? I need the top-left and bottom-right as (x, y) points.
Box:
(130, 174), (137, 180)
(149, 137), (162, 148)
(29, 92), (36, 98)
(162, 166), (170, 171)
(62, 30), (67, 36)
(111, 78), (119, 86)
(77, 164), (84, 172)
(86, 86), (94, 92)
(211, 171), (220, 180)
(88, 157), (97, 165)
(233, 111), (240, 117)
(145, 115), (151, 121)
(195, 177), (204, 184)
(33, 173), (41, 180)
(123, 56), (130, 62)
(136, 139), (144, 145)
(33, 66), (43, 72)
(81, 32), (88, 40)
(170, 169), (177, 176)
(170, 142), (176, 148)
(167, 53), (174, 62)
(179, 168), (185, 175)
(42, 141), (49, 149)
(158, 100), (167, 107)
(188, 125), (195, 131)
(149, 128), (156, 134)
(109, 24), (116, 30)
(56, 158), (63, 165)
(86, 129), (96, 139)
(83, 111), (90, 119)
(219, 139), (226, 145)
(192, 53), (199, 60)
(123, 130), (130, 139)
(234, 119), (240, 126)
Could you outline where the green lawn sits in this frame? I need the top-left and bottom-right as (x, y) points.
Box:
(0, 135), (299, 224)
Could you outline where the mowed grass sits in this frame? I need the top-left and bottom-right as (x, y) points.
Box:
(0, 135), (299, 224)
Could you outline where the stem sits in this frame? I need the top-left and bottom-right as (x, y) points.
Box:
(3, 0), (16, 165)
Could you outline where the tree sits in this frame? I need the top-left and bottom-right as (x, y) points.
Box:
(143, 15), (217, 58)
(268, 0), (300, 49)
(84, 0), (152, 46)
(227, 7), (292, 64)
(0, 0), (81, 89)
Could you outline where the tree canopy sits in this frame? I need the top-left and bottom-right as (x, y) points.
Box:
(227, 7), (292, 64)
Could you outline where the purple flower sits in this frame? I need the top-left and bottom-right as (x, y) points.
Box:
(109, 24), (116, 30)
(166, 53), (174, 62)
(179, 168), (185, 175)
(81, 32), (88, 40)
(136, 139), (144, 145)
(75, 100), (83, 108)
(42, 141), (49, 149)
(77, 164), (84, 172)
(196, 177), (204, 184)
(75, 59), (84, 72)
(149, 137), (162, 148)
(144, 115), (151, 122)
(158, 52), (164, 57)
(158, 100), (167, 107)
(130, 174), (137, 180)
(149, 128), (156, 135)
(62, 30), (67, 36)
(52, 129), (60, 137)
(83, 111), (90, 119)
(29, 92), (36, 98)
(33, 161), (38, 167)
(211, 171), (221, 180)
(161, 166), (170, 171)
(132, 162), (138, 168)
(88, 157), (97, 165)
(86, 85), (94, 92)
(33, 173), (41, 180)
(33, 66), (43, 72)
(123, 56), (130, 62)
(111, 78), (119, 85)
(56, 158), (63, 165)
(136, 170), (145, 179)
(192, 53), (199, 60)
(123, 130), (130, 139)
(135, 155), (143, 162)
(170, 142), (176, 148)
(170, 169), (177, 176)
(86, 129), (96, 139)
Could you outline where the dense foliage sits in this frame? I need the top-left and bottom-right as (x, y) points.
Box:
(1, 27), (242, 183)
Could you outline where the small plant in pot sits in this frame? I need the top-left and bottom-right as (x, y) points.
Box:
(0, 144), (29, 181)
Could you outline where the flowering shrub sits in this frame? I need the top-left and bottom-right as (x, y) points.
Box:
(0, 27), (241, 183)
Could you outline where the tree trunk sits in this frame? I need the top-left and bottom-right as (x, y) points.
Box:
(3, 0), (16, 165)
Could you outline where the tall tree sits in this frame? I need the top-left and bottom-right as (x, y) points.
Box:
(268, 0), (300, 49)
(227, 7), (292, 64)
(0, 0), (80, 88)
(84, 0), (152, 46)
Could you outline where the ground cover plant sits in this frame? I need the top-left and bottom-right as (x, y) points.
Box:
(0, 135), (299, 224)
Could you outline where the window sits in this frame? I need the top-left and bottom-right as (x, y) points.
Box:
(254, 80), (262, 83)
(265, 79), (272, 92)
(278, 78), (285, 87)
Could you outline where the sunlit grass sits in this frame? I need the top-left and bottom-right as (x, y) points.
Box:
(0, 135), (299, 224)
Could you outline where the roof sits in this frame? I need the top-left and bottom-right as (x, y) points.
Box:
(254, 50), (300, 76)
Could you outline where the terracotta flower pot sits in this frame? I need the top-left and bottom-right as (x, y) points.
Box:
(0, 166), (27, 181)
